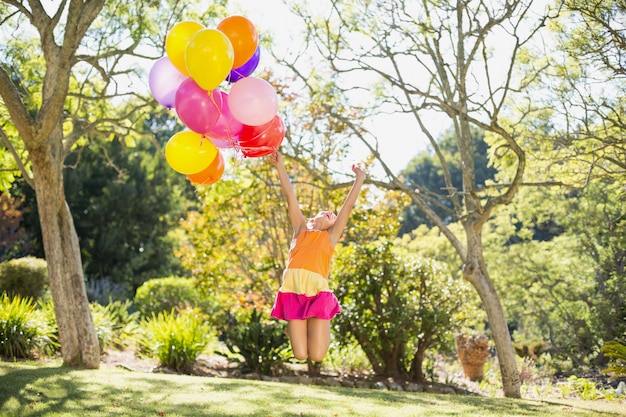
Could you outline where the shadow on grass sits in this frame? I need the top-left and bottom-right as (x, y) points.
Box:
(0, 362), (86, 417)
(0, 362), (622, 417)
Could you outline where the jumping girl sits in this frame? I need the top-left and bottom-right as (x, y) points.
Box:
(269, 150), (366, 362)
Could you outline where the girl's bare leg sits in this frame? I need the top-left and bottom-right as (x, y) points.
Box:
(287, 320), (309, 360)
(307, 318), (331, 362)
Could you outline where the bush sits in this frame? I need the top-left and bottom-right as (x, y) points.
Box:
(133, 276), (201, 318)
(138, 308), (212, 371)
(0, 257), (48, 300)
(90, 300), (141, 353)
(219, 308), (289, 376)
(0, 293), (57, 360)
(34, 298), (60, 356)
(602, 339), (626, 378)
(332, 240), (474, 382)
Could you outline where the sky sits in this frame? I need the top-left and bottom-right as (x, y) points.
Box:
(228, 0), (434, 175)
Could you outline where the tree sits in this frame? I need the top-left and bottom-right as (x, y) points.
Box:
(274, 0), (559, 397)
(517, 0), (626, 188)
(483, 183), (625, 369)
(0, 0), (225, 367)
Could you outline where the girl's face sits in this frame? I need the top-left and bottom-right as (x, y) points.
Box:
(307, 210), (337, 231)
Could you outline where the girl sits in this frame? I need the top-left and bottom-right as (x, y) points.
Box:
(269, 150), (366, 362)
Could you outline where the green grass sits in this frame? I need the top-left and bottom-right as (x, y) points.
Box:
(0, 361), (623, 417)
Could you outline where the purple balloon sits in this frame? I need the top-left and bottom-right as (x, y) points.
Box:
(175, 79), (223, 134)
(227, 45), (261, 83)
(149, 57), (187, 109)
(206, 91), (243, 147)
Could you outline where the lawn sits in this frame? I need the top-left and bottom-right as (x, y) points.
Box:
(0, 361), (623, 417)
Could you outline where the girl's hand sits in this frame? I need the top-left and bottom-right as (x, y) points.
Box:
(352, 164), (367, 180)
(269, 150), (282, 167)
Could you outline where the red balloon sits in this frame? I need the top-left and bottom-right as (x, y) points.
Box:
(187, 151), (225, 185)
(238, 115), (285, 157)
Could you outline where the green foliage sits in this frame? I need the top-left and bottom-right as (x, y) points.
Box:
(567, 376), (600, 400)
(0, 293), (55, 360)
(133, 277), (202, 318)
(63, 136), (193, 292)
(332, 240), (473, 380)
(34, 298), (60, 356)
(0, 257), (48, 300)
(179, 163), (290, 311)
(138, 308), (212, 371)
(400, 126), (497, 232)
(90, 300), (141, 353)
(485, 184), (626, 369)
(325, 340), (371, 375)
(602, 340), (626, 378)
(219, 308), (289, 376)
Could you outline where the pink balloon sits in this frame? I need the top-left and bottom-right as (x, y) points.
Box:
(206, 91), (243, 148)
(149, 57), (187, 109)
(175, 79), (223, 134)
(227, 77), (278, 126)
(207, 135), (239, 149)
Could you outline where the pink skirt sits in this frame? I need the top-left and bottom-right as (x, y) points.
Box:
(270, 291), (341, 321)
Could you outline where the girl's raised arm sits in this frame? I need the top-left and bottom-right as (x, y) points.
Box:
(270, 151), (307, 237)
(328, 164), (367, 246)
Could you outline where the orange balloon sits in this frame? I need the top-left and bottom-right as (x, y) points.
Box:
(187, 151), (225, 185)
(217, 15), (259, 69)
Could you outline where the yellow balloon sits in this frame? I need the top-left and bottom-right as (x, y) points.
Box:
(185, 28), (234, 91)
(165, 131), (218, 174)
(165, 21), (204, 76)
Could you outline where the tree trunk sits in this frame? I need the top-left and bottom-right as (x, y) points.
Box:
(464, 228), (520, 397)
(409, 344), (426, 383)
(30, 134), (100, 368)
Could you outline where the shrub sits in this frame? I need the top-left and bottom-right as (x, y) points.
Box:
(602, 339), (626, 378)
(332, 240), (474, 382)
(0, 293), (57, 360)
(219, 308), (289, 376)
(138, 308), (212, 371)
(34, 298), (60, 356)
(90, 300), (141, 353)
(0, 257), (48, 300)
(133, 277), (201, 318)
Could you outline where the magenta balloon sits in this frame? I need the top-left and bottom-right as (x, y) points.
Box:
(227, 45), (261, 83)
(149, 57), (187, 109)
(228, 77), (278, 126)
(175, 79), (223, 134)
(206, 91), (243, 147)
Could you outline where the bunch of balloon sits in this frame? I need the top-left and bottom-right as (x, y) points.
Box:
(148, 15), (285, 186)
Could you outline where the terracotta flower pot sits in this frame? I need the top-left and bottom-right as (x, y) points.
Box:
(455, 334), (490, 382)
